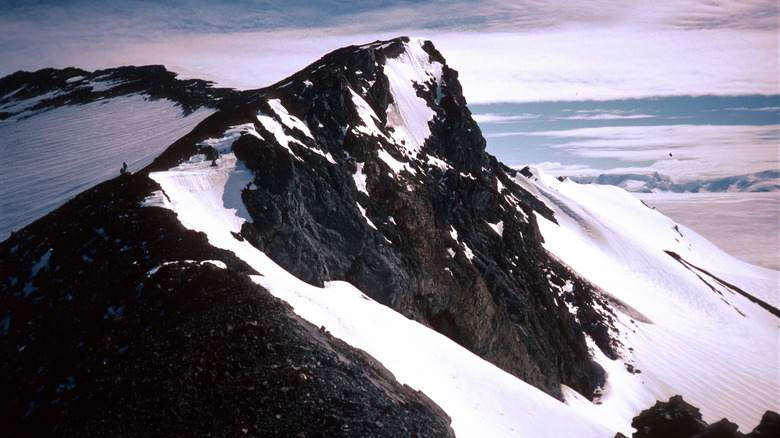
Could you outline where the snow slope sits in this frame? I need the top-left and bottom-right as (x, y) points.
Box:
(0, 95), (213, 240)
(515, 169), (779, 432)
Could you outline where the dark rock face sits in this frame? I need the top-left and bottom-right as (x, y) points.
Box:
(746, 411), (780, 438)
(0, 175), (454, 437)
(220, 37), (614, 399)
(626, 395), (779, 438)
(630, 395), (709, 438)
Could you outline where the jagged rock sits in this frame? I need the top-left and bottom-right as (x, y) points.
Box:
(631, 395), (708, 438)
(698, 418), (742, 438)
(627, 396), (779, 438)
(746, 411), (780, 438)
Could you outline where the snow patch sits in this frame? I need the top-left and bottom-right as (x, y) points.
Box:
(30, 249), (52, 278)
(487, 220), (504, 237)
(356, 203), (377, 230)
(141, 190), (172, 209)
(200, 123), (260, 153)
(257, 100), (334, 163)
(201, 260), (227, 269)
(0, 315), (10, 336)
(348, 88), (390, 140)
(352, 161), (369, 196)
(147, 152), (253, 240)
(257, 113), (304, 158)
(267, 98), (313, 138)
(383, 39), (443, 155)
(88, 79), (120, 93)
(461, 242), (475, 261)
(377, 149), (415, 175)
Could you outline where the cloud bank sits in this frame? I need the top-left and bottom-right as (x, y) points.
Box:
(521, 124), (779, 180)
(0, 0), (777, 102)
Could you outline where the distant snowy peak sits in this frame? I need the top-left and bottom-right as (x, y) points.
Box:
(0, 65), (235, 120)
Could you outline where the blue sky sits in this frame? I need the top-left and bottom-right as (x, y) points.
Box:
(1, 0), (777, 102)
(472, 95), (779, 179)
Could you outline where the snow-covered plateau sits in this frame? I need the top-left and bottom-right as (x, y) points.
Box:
(1, 37), (777, 437)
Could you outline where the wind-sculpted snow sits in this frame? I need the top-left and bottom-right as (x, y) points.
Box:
(517, 167), (779, 432)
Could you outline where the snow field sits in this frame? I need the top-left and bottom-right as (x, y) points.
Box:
(0, 95), (213, 240)
(520, 168), (779, 432)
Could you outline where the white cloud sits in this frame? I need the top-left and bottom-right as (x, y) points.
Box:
(432, 28), (778, 103)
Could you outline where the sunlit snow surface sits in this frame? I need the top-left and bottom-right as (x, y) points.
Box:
(0, 95), (213, 239)
(636, 192), (780, 271)
(382, 38), (442, 155)
(517, 169), (779, 432)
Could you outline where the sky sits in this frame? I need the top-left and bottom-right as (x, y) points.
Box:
(472, 96), (779, 180)
(0, 0), (778, 103)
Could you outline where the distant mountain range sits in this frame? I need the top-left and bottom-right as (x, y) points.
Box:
(1, 37), (777, 437)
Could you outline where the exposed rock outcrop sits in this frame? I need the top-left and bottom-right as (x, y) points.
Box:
(0, 36), (623, 434)
(623, 396), (780, 438)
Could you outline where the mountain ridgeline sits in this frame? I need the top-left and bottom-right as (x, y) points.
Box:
(2, 37), (629, 434)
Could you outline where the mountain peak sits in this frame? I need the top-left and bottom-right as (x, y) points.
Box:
(136, 36), (611, 403)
